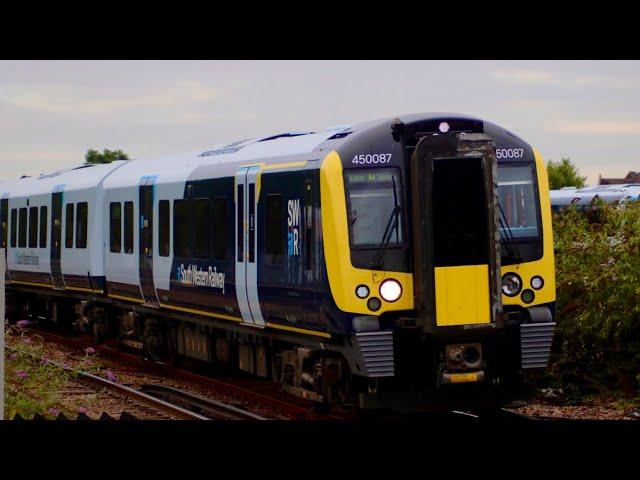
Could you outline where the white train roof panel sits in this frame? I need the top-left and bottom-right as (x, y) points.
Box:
(3, 161), (128, 198)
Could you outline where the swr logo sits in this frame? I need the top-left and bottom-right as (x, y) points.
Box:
(287, 199), (300, 256)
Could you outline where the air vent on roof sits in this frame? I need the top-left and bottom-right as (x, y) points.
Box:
(257, 132), (313, 142)
(328, 131), (352, 140)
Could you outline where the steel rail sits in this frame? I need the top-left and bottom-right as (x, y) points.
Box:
(140, 383), (267, 420)
(6, 346), (209, 420)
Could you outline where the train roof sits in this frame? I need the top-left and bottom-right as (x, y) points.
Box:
(550, 184), (640, 206)
(4, 113), (526, 195)
(2, 161), (127, 198)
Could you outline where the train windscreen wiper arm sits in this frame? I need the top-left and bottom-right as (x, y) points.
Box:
(370, 175), (401, 270)
(497, 202), (523, 264)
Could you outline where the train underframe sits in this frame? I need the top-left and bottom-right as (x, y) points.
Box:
(6, 286), (547, 413)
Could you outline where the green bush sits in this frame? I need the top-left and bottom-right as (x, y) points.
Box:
(552, 201), (640, 396)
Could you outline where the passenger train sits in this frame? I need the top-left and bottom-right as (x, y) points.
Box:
(550, 184), (640, 211)
(2, 113), (556, 411)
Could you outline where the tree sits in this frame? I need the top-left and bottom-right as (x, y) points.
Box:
(85, 148), (130, 164)
(547, 158), (586, 190)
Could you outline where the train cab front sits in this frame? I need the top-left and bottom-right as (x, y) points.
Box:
(321, 115), (556, 412)
(400, 117), (557, 406)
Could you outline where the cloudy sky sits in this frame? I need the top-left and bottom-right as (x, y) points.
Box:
(1, 60), (638, 185)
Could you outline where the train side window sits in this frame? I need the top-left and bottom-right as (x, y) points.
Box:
(110, 202), (122, 253)
(28, 206), (38, 248)
(10, 208), (17, 247)
(39, 206), (47, 248)
(159, 200), (170, 257)
(76, 202), (88, 248)
(265, 194), (284, 265)
(193, 198), (210, 259)
(18, 207), (27, 248)
(124, 201), (134, 254)
(65, 203), (74, 248)
(212, 197), (227, 261)
(173, 199), (192, 257)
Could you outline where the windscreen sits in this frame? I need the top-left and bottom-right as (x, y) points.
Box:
(498, 164), (540, 239)
(345, 169), (403, 248)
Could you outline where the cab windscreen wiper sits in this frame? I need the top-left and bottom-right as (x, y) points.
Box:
(497, 202), (523, 264)
(370, 176), (401, 269)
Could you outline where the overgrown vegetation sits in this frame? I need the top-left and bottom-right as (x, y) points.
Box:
(4, 327), (101, 419)
(551, 201), (640, 399)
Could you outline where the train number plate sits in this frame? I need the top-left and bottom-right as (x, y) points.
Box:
(449, 372), (479, 383)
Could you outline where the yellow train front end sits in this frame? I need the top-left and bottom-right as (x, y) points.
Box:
(320, 114), (556, 411)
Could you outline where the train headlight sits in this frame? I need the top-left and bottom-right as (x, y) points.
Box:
(355, 285), (370, 299)
(530, 276), (544, 290)
(379, 279), (402, 303)
(501, 273), (522, 297)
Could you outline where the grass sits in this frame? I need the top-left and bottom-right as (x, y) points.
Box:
(4, 326), (103, 419)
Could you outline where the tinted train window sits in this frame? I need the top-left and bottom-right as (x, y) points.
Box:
(345, 169), (403, 248)
(159, 200), (170, 257)
(173, 199), (191, 257)
(124, 201), (134, 254)
(19, 207), (27, 248)
(110, 202), (121, 253)
(65, 204), (74, 248)
(265, 194), (283, 265)
(39, 206), (47, 248)
(10, 209), (17, 247)
(76, 202), (88, 248)
(28, 206), (38, 248)
(498, 165), (540, 239)
(212, 197), (227, 260)
(193, 198), (210, 259)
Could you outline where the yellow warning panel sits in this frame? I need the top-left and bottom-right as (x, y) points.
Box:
(434, 265), (490, 326)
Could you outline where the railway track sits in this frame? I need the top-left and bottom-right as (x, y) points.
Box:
(7, 345), (223, 420)
(140, 384), (267, 420)
(17, 327), (347, 420)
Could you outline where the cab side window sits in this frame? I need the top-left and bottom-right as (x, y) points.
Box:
(265, 194), (284, 265)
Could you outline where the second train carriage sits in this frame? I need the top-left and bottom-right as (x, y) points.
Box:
(3, 113), (557, 410)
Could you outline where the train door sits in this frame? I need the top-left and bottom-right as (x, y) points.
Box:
(411, 133), (501, 329)
(50, 190), (65, 289)
(235, 166), (265, 327)
(1, 198), (8, 281)
(139, 176), (159, 306)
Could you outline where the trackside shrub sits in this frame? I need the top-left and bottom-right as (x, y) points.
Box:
(551, 201), (640, 397)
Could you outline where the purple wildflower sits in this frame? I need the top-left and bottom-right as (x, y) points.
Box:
(15, 370), (28, 380)
(85, 347), (96, 356)
(62, 362), (72, 371)
(23, 337), (32, 344)
(41, 357), (50, 365)
(47, 408), (60, 417)
(104, 370), (118, 383)
(8, 352), (17, 361)
(78, 407), (89, 414)
(16, 319), (32, 328)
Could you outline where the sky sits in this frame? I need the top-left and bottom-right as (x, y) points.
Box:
(1, 60), (639, 186)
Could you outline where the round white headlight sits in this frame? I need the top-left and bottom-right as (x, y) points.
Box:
(355, 285), (370, 299)
(501, 273), (522, 297)
(379, 279), (402, 303)
(531, 276), (544, 290)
